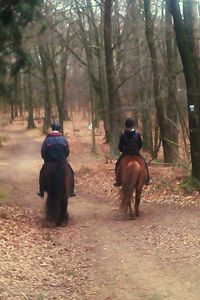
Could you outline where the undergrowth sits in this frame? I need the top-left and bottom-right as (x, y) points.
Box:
(181, 176), (200, 193)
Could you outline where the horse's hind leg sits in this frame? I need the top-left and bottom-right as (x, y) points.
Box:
(129, 196), (135, 220)
(134, 188), (142, 217)
(57, 197), (68, 226)
(62, 197), (69, 222)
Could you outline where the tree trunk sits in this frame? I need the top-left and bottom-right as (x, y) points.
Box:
(60, 40), (70, 121)
(144, 0), (165, 145)
(27, 72), (35, 129)
(135, 37), (153, 153)
(164, 1), (179, 163)
(169, 0), (200, 181)
(144, 0), (178, 163)
(45, 45), (64, 133)
(104, 0), (122, 154)
(14, 74), (19, 117)
(87, 7), (96, 153)
(99, 8), (111, 142)
(39, 46), (51, 134)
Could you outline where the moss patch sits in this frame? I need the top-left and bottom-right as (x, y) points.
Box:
(0, 187), (8, 204)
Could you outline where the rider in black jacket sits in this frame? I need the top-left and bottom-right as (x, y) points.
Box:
(114, 118), (152, 186)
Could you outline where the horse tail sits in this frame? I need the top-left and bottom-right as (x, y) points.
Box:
(46, 163), (67, 226)
(120, 161), (140, 211)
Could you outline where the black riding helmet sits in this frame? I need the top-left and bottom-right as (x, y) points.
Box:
(125, 118), (134, 129)
(51, 122), (61, 131)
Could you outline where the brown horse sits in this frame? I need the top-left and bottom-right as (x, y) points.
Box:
(119, 155), (147, 219)
(41, 161), (69, 226)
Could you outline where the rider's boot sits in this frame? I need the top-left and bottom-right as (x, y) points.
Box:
(70, 190), (76, 197)
(145, 177), (152, 186)
(37, 190), (44, 198)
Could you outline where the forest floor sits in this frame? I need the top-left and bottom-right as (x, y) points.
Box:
(0, 118), (200, 300)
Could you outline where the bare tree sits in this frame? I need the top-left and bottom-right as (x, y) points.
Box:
(169, 0), (200, 182)
(104, 0), (122, 153)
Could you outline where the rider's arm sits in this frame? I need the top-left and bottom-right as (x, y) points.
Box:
(63, 138), (70, 157)
(41, 138), (48, 160)
(118, 134), (124, 152)
(138, 133), (143, 151)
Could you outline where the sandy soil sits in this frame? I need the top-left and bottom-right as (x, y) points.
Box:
(0, 119), (200, 300)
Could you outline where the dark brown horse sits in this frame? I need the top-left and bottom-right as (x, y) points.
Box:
(119, 155), (147, 219)
(41, 161), (69, 226)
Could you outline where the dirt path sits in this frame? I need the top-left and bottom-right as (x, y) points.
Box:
(1, 121), (200, 300)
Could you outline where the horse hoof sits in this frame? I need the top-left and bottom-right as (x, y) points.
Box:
(135, 212), (140, 217)
(55, 222), (62, 227)
(65, 214), (69, 223)
(130, 214), (135, 220)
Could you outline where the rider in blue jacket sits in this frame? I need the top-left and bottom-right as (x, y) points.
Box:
(41, 126), (70, 163)
(38, 123), (76, 197)
(114, 118), (152, 186)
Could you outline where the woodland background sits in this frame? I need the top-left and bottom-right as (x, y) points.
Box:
(1, 0), (200, 185)
(2, 2), (200, 299)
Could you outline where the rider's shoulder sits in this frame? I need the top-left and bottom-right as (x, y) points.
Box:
(134, 130), (141, 136)
(47, 132), (62, 137)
